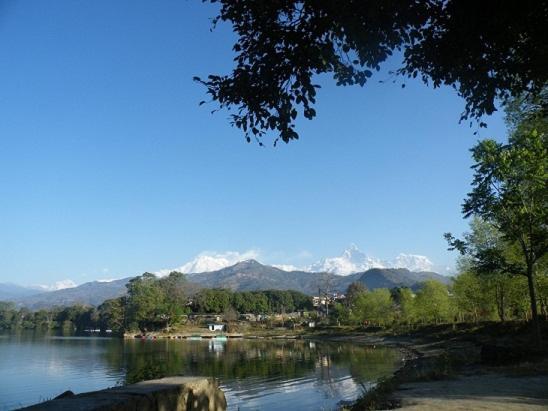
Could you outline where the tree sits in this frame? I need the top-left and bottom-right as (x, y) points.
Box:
(252, 293), (270, 314)
(345, 282), (367, 308)
(452, 218), (521, 322)
(353, 288), (393, 326)
(446, 99), (547, 343)
(34, 309), (57, 329)
(414, 280), (453, 324)
(193, 289), (233, 313)
(287, 290), (313, 311)
(0, 302), (16, 329)
(536, 271), (548, 319)
(98, 297), (126, 334)
(330, 302), (350, 325)
(198, 1), (547, 143)
(264, 290), (295, 313)
(126, 273), (166, 332)
(223, 306), (239, 323)
(158, 271), (190, 328)
(452, 271), (492, 323)
(397, 287), (416, 326)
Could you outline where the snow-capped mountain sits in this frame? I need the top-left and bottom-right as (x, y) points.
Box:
(157, 245), (446, 277)
(307, 245), (435, 275)
(392, 253), (434, 272)
(307, 244), (386, 275)
(156, 250), (260, 276)
(33, 279), (77, 291)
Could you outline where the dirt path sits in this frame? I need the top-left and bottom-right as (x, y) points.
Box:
(392, 372), (548, 410)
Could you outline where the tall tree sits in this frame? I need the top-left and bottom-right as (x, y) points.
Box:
(446, 97), (547, 343)
(126, 273), (166, 332)
(98, 297), (126, 334)
(352, 288), (394, 326)
(397, 287), (416, 326)
(452, 270), (492, 323)
(158, 271), (189, 328)
(198, 1), (547, 143)
(452, 218), (519, 322)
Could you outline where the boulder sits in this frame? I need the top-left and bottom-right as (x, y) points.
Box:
(19, 377), (227, 411)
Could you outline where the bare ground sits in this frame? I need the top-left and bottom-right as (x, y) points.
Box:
(392, 372), (548, 410)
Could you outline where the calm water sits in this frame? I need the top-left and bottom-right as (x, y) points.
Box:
(0, 332), (400, 410)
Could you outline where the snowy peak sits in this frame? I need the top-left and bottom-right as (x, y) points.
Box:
(33, 279), (77, 292)
(308, 246), (435, 275)
(392, 253), (434, 272)
(308, 245), (386, 275)
(156, 250), (260, 276)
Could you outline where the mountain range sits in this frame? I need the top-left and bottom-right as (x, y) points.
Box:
(306, 244), (444, 275)
(2, 260), (451, 308)
(160, 245), (450, 277)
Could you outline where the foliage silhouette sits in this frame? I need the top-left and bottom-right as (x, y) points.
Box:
(197, 1), (548, 143)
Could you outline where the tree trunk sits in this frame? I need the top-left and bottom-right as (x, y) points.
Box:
(496, 284), (506, 322)
(526, 265), (542, 346)
(535, 277), (547, 320)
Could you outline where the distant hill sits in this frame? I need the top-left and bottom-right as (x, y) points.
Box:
(15, 278), (132, 309)
(0, 283), (42, 301)
(338, 268), (451, 292)
(187, 259), (323, 294)
(188, 260), (451, 295)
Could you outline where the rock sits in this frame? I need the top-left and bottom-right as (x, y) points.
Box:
(53, 391), (75, 399)
(19, 377), (227, 411)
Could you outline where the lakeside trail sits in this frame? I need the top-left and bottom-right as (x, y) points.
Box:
(314, 324), (548, 410)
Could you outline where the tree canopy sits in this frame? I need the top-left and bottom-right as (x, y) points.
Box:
(197, 0), (548, 143)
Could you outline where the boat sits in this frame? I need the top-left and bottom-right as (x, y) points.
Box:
(188, 335), (202, 340)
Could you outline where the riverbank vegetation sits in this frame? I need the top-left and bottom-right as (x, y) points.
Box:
(0, 275), (313, 334)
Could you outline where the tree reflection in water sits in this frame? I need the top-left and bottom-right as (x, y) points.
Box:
(103, 339), (399, 401)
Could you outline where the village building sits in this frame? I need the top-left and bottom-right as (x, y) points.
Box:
(207, 323), (225, 332)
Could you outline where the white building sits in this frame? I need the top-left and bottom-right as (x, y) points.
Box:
(207, 323), (225, 332)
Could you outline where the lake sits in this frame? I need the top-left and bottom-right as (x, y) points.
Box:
(0, 332), (401, 410)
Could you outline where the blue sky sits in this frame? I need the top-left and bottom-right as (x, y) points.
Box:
(0, 0), (508, 287)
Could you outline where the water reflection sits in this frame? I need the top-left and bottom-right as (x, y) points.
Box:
(0, 332), (400, 411)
